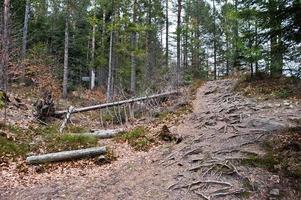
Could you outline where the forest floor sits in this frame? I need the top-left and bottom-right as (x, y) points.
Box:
(1, 79), (301, 200)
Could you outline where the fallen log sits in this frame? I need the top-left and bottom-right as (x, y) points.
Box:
(79, 128), (124, 139)
(26, 146), (106, 164)
(54, 91), (178, 116)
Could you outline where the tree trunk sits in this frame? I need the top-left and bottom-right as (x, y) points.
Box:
(26, 146), (107, 164)
(98, 9), (106, 86)
(130, 0), (138, 96)
(165, 0), (169, 67)
(90, 0), (96, 90)
(79, 129), (124, 139)
(63, 15), (69, 99)
(107, 29), (114, 102)
(21, 0), (30, 59)
(213, 0), (217, 80)
(55, 91), (178, 115)
(0, 0), (10, 91)
(269, 0), (283, 77)
(233, 0), (239, 73)
(176, 0), (182, 88)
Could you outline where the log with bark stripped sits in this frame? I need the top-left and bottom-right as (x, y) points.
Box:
(26, 146), (106, 164)
(79, 128), (124, 139)
(54, 91), (178, 116)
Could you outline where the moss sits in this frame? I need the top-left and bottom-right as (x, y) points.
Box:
(1, 123), (98, 159)
(0, 136), (29, 157)
(116, 127), (154, 151)
(155, 111), (173, 121)
(236, 191), (252, 198)
(64, 125), (88, 133)
(241, 153), (278, 171)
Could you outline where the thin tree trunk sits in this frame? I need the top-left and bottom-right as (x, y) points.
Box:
(255, 20), (259, 74)
(107, 30), (114, 102)
(90, 0), (96, 90)
(213, 0), (217, 80)
(176, 0), (182, 89)
(98, 9), (106, 86)
(233, 0), (239, 73)
(165, 0), (169, 67)
(0, 0), (10, 91)
(130, 0), (138, 96)
(21, 0), (30, 59)
(63, 15), (69, 99)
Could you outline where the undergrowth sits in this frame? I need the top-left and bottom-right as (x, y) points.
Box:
(235, 73), (301, 100)
(116, 127), (155, 151)
(0, 123), (97, 160)
(242, 127), (301, 191)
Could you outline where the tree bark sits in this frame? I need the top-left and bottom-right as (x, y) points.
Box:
(130, 0), (138, 96)
(213, 0), (217, 80)
(176, 0), (182, 88)
(0, 0), (10, 91)
(21, 0), (30, 59)
(269, 0), (283, 77)
(107, 29), (114, 102)
(63, 15), (69, 99)
(80, 129), (124, 139)
(26, 146), (107, 164)
(55, 91), (178, 115)
(165, 0), (169, 67)
(90, 0), (96, 90)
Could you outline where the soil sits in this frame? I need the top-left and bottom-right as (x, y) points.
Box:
(1, 79), (301, 200)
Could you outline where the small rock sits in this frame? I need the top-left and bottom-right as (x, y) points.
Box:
(275, 104), (281, 107)
(269, 188), (280, 196)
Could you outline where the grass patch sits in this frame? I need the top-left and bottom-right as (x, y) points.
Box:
(0, 123), (29, 158)
(0, 136), (29, 157)
(30, 124), (97, 153)
(47, 134), (98, 152)
(116, 127), (154, 151)
(235, 74), (301, 100)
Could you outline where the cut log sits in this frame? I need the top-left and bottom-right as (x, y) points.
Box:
(26, 146), (106, 164)
(55, 91), (178, 116)
(80, 128), (124, 139)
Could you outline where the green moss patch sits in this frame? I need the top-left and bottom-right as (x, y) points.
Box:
(0, 123), (97, 160)
(116, 127), (154, 151)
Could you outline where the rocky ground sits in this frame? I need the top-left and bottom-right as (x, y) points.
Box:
(1, 79), (301, 200)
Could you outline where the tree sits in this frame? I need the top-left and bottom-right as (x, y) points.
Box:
(22, 0), (30, 59)
(62, 3), (69, 99)
(0, 0), (10, 91)
(130, 0), (138, 96)
(176, 0), (182, 87)
(90, 0), (96, 90)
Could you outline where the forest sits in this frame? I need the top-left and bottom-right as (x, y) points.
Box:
(0, 0), (300, 99)
(0, 0), (301, 199)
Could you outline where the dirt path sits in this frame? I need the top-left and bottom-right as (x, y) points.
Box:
(1, 79), (301, 200)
